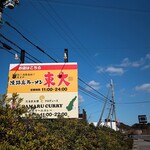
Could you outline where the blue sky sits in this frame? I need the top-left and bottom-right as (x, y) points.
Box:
(0, 0), (150, 125)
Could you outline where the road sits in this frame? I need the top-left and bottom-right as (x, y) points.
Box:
(132, 135), (150, 150)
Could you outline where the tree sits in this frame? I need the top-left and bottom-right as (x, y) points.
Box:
(0, 93), (133, 150)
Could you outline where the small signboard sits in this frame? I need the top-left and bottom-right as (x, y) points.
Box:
(138, 115), (147, 124)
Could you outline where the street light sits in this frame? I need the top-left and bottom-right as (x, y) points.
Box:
(64, 48), (68, 63)
(3, 0), (19, 9)
(0, 0), (20, 22)
(14, 53), (19, 60)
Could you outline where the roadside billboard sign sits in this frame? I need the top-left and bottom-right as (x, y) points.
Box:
(7, 63), (78, 118)
(138, 115), (147, 124)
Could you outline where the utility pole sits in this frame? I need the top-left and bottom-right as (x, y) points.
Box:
(106, 102), (112, 124)
(107, 79), (117, 130)
(110, 79), (117, 124)
(0, 3), (2, 18)
(0, 0), (4, 22)
(97, 79), (117, 130)
(97, 86), (111, 127)
(20, 49), (25, 63)
(105, 79), (117, 130)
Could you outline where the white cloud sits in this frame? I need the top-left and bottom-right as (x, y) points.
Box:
(130, 94), (136, 97)
(119, 54), (150, 70)
(131, 58), (144, 67)
(146, 53), (150, 59)
(97, 66), (125, 76)
(86, 80), (100, 91)
(97, 54), (150, 77)
(135, 83), (150, 93)
(106, 83), (110, 88)
(141, 64), (150, 70)
(78, 95), (84, 103)
(106, 66), (124, 76)
(120, 58), (130, 67)
(120, 57), (144, 68)
(94, 53), (99, 57)
(97, 66), (104, 73)
(131, 61), (141, 67)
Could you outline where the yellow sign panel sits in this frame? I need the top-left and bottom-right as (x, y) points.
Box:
(7, 63), (78, 118)
(7, 63), (78, 93)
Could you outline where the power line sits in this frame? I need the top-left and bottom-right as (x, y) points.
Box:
(3, 2), (111, 84)
(116, 100), (150, 105)
(79, 85), (106, 103)
(41, 1), (111, 83)
(1, 37), (110, 105)
(0, 45), (15, 55)
(1, 34), (111, 105)
(0, 35), (42, 63)
(3, 12), (61, 61)
(0, 41), (36, 63)
(29, 0), (111, 84)
(1, 28), (112, 107)
(4, 19), (110, 85)
(29, 0), (75, 51)
(1, 35), (114, 122)
(1, 37), (111, 105)
(79, 77), (112, 103)
(79, 86), (107, 112)
(40, 0), (78, 47)
(39, 0), (150, 14)
(32, 2), (96, 80)
(0, 45), (32, 63)
(4, 21), (58, 63)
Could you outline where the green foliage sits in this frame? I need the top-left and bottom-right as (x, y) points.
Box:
(131, 123), (150, 129)
(0, 93), (133, 150)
